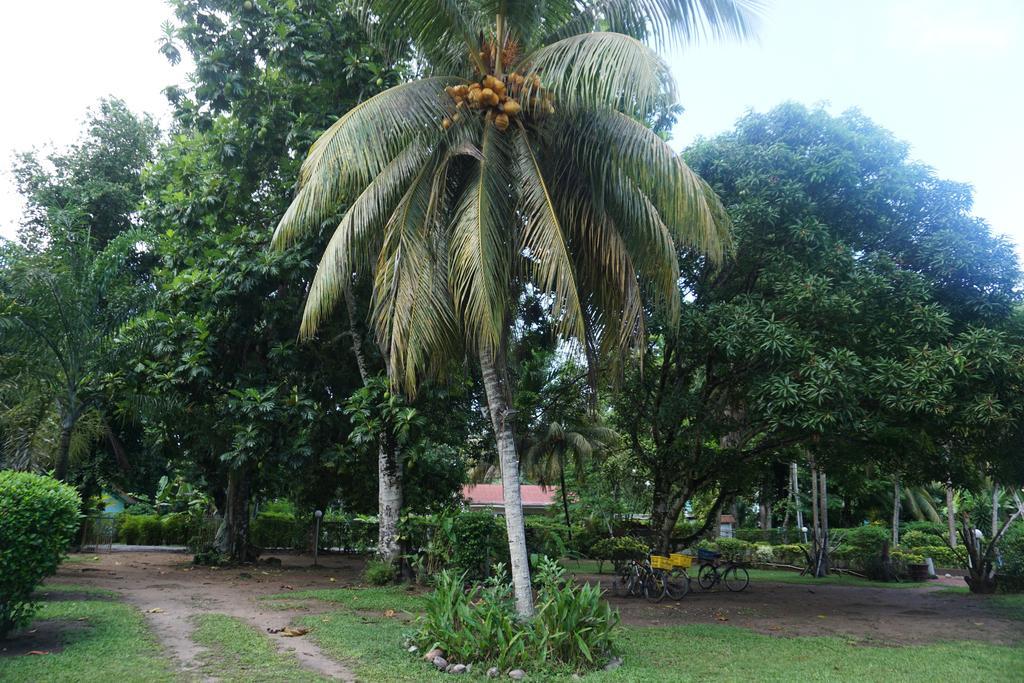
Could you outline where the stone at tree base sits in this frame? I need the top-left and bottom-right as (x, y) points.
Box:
(407, 645), (418, 654)
(433, 656), (449, 671)
(450, 664), (467, 674)
(509, 669), (526, 680)
(486, 666), (500, 678)
(603, 657), (623, 671)
(424, 648), (445, 661)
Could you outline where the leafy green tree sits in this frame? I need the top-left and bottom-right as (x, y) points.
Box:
(12, 98), (158, 251)
(614, 104), (1023, 555)
(118, 0), (410, 561)
(273, 0), (757, 616)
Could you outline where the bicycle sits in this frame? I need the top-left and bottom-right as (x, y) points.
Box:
(695, 549), (750, 592)
(648, 554), (692, 602)
(611, 558), (662, 601)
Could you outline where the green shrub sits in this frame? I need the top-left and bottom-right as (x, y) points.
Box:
(770, 543), (807, 565)
(161, 513), (191, 545)
(525, 517), (570, 559)
(840, 525), (890, 551)
(899, 530), (937, 548)
(448, 512), (508, 581)
(752, 544), (775, 564)
(998, 524), (1024, 593)
(590, 536), (649, 572)
(715, 537), (752, 562)
(140, 515), (164, 545)
(901, 521), (946, 539)
(250, 512), (303, 549)
(915, 544), (965, 568)
(118, 514), (163, 544)
(414, 558), (618, 673)
(363, 559), (397, 586)
(0, 471), (81, 637)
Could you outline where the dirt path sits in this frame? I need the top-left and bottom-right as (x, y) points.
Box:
(583, 573), (1024, 645)
(54, 552), (366, 681)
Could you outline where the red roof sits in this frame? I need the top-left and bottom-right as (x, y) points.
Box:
(463, 484), (556, 507)
(720, 514), (736, 524)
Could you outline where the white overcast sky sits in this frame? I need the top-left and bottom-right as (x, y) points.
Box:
(1, 0), (1022, 256)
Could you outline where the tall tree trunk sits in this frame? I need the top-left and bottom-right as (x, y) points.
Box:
(816, 469), (830, 577)
(54, 414), (74, 481)
(791, 462), (805, 542)
(991, 484), (1000, 539)
(344, 287), (402, 565)
(480, 347), (534, 618)
(215, 463), (256, 563)
(892, 477), (901, 547)
(558, 462), (573, 540)
(946, 483), (957, 548)
(649, 469), (671, 539)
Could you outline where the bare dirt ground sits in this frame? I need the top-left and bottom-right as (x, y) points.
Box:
(52, 551), (366, 681)
(585, 572), (1024, 645)
(33, 551), (1024, 680)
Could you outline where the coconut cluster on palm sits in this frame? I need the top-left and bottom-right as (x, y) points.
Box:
(274, 0), (760, 618)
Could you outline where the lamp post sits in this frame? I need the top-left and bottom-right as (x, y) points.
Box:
(314, 510), (323, 567)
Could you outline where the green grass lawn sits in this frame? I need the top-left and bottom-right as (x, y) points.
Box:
(191, 613), (329, 682)
(0, 585), (175, 683)
(298, 586), (1024, 682)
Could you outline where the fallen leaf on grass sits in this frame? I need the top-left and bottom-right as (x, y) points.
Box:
(281, 585), (294, 591)
(146, 608), (165, 614)
(27, 650), (50, 656)
(714, 612), (728, 622)
(384, 610), (396, 618)
(281, 627), (310, 637)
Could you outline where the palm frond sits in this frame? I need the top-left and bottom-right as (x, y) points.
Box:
(559, 109), (731, 263)
(449, 124), (516, 353)
(297, 140), (433, 336)
(371, 151), (462, 391)
(513, 125), (585, 341)
(545, 0), (762, 49)
(520, 32), (673, 117)
(274, 77), (462, 247)
(347, 0), (486, 73)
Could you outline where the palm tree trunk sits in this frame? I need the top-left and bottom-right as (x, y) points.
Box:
(991, 484), (999, 539)
(892, 477), (901, 547)
(558, 462), (573, 540)
(54, 414), (74, 481)
(480, 346), (534, 618)
(344, 287), (402, 565)
(946, 483), (956, 548)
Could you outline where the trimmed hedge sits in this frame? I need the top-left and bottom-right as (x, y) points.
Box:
(0, 471), (81, 637)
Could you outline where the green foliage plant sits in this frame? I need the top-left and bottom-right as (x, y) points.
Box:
(363, 560), (398, 586)
(589, 536), (649, 573)
(0, 471), (81, 636)
(414, 558), (618, 673)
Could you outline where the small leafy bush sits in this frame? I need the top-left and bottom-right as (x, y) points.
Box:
(899, 530), (938, 548)
(915, 544), (965, 568)
(250, 512), (303, 549)
(590, 536), (649, 572)
(447, 512), (509, 581)
(770, 544), (806, 565)
(525, 517), (571, 559)
(752, 544), (775, 564)
(0, 471), (81, 637)
(414, 559), (618, 673)
(363, 559), (397, 586)
(141, 515), (164, 545)
(998, 524), (1024, 593)
(901, 521), (946, 539)
(715, 537), (752, 562)
(161, 513), (191, 545)
(118, 514), (164, 545)
(841, 525), (889, 551)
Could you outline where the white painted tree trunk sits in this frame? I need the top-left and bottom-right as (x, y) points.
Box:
(992, 484), (999, 539)
(344, 287), (402, 565)
(480, 346), (534, 618)
(892, 478), (901, 547)
(946, 484), (957, 548)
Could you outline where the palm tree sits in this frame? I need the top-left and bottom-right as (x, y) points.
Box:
(523, 419), (618, 535)
(273, 0), (759, 617)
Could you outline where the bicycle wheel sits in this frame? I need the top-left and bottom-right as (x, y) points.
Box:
(611, 574), (629, 597)
(644, 571), (666, 603)
(664, 569), (690, 600)
(697, 563), (718, 590)
(724, 565), (750, 592)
